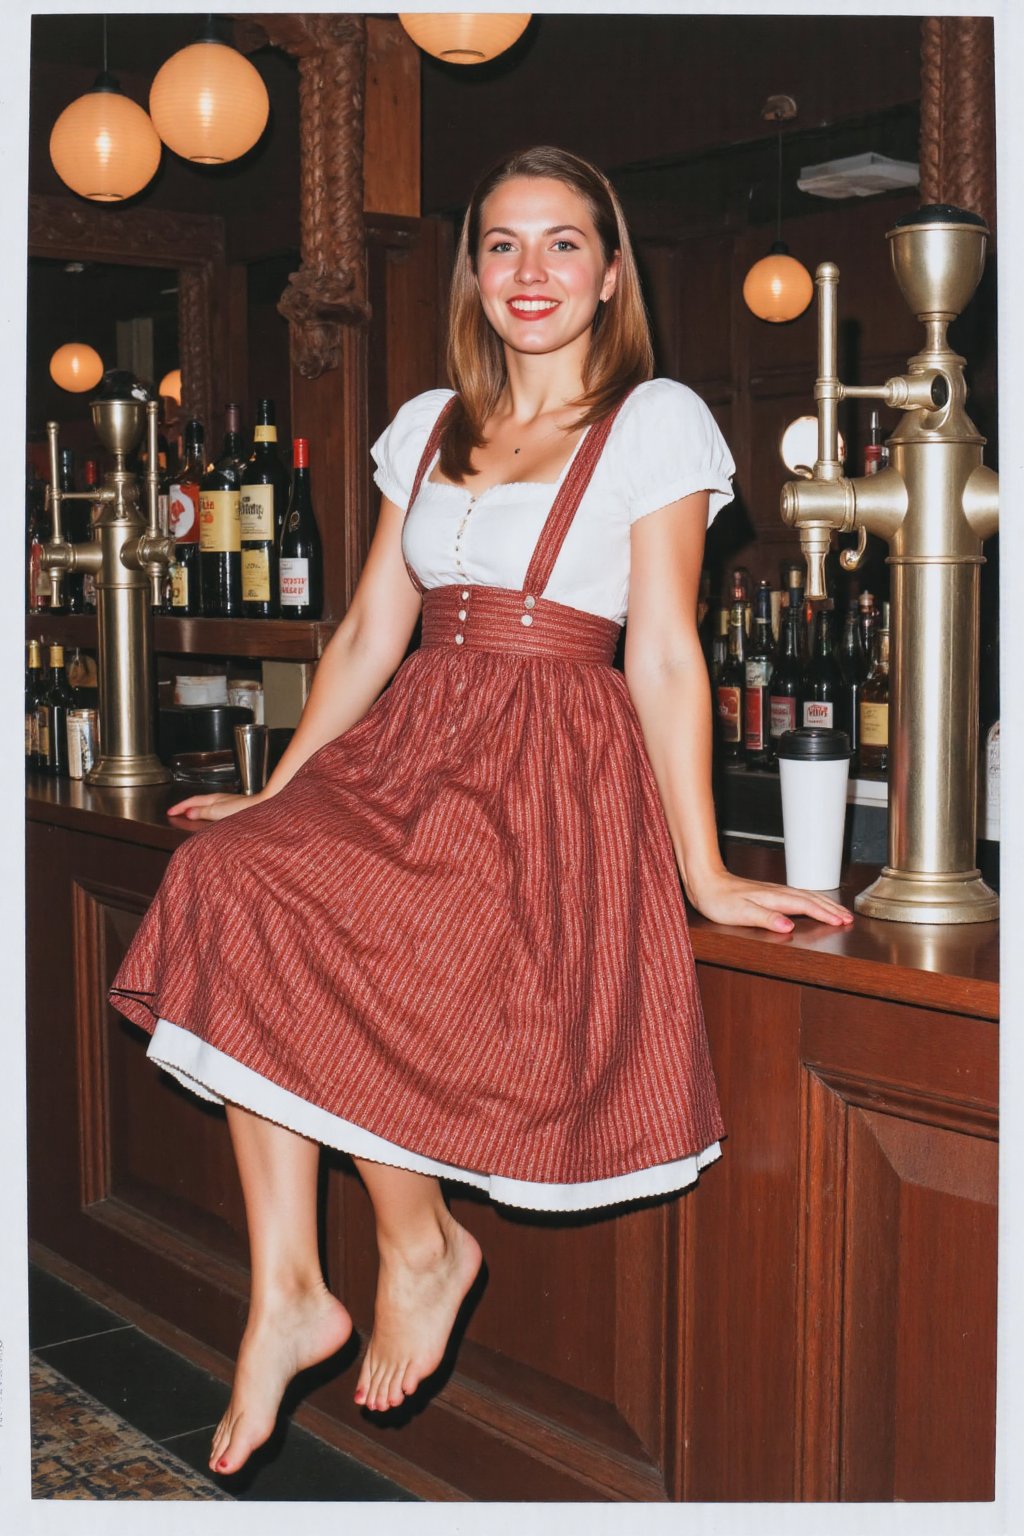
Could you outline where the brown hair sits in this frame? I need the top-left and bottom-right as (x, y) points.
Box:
(440, 145), (654, 481)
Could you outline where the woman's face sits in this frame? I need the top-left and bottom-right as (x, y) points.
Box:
(474, 175), (620, 360)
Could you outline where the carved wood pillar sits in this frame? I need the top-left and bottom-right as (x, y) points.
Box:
(920, 16), (996, 237)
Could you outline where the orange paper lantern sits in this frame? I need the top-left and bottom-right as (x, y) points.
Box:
(49, 78), (161, 202)
(50, 343), (105, 393)
(398, 13), (530, 64)
(150, 40), (269, 164)
(743, 241), (813, 324)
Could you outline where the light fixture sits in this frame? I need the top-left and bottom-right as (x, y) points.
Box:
(50, 343), (105, 393)
(780, 414), (846, 478)
(398, 13), (530, 64)
(49, 19), (161, 202)
(159, 368), (182, 404)
(150, 20), (269, 164)
(744, 95), (813, 324)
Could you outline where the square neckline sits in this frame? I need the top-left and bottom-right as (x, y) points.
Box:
(423, 422), (593, 502)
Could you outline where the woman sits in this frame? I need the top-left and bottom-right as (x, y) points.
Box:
(109, 145), (852, 1478)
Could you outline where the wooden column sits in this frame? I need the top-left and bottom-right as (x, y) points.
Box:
(920, 16), (996, 236)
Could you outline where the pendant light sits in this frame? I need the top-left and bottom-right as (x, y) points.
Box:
(159, 368), (182, 405)
(49, 18), (161, 202)
(50, 343), (105, 393)
(398, 13), (530, 64)
(743, 96), (813, 324)
(149, 17), (269, 164)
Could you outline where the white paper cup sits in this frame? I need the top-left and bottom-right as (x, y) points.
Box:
(776, 727), (851, 890)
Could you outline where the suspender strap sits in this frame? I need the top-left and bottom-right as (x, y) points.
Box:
(402, 394), (460, 595)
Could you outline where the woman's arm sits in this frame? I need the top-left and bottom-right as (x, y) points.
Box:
(623, 491), (852, 933)
(169, 494), (423, 820)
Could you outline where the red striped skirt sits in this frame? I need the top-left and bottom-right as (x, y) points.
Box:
(109, 584), (726, 1185)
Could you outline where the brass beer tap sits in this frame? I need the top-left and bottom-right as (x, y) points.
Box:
(44, 375), (177, 786)
(780, 206), (998, 923)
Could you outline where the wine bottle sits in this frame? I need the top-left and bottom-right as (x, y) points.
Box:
(859, 600), (891, 775)
(837, 598), (867, 772)
(802, 607), (842, 729)
(716, 600), (746, 762)
(39, 642), (74, 777)
(27, 467), (51, 614)
(168, 419), (205, 615)
(279, 438), (323, 620)
(767, 597), (803, 765)
(744, 580), (774, 768)
(241, 399), (290, 619)
(26, 640), (44, 767)
(199, 406), (243, 617)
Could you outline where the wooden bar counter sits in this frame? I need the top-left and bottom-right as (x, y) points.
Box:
(26, 773), (998, 1502)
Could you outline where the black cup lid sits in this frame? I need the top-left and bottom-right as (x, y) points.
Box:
(775, 727), (851, 762)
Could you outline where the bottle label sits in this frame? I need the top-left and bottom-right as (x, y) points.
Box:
(200, 489), (241, 552)
(170, 563), (189, 608)
(240, 485), (276, 540)
(242, 547), (272, 603)
(804, 699), (834, 728)
(744, 688), (767, 752)
(770, 696), (797, 739)
(37, 709), (50, 757)
(280, 557), (310, 607)
(716, 685), (742, 744)
(860, 701), (889, 746)
(169, 482), (200, 543)
(253, 425), (278, 443)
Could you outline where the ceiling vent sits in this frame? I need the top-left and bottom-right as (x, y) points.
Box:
(797, 152), (919, 199)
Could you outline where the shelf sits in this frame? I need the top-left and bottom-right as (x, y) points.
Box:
(26, 611), (337, 661)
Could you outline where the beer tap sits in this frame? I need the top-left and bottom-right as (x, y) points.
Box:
(43, 373), (177, 786)
(780, 206), (999, 923)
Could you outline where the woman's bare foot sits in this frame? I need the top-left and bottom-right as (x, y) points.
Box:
(354, 1213), (482, 1412)
(210, 1282), (352, 1475)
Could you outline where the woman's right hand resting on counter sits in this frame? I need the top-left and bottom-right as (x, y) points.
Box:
(167, 791), (271, 821)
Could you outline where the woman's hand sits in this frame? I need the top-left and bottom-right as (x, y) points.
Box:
(167, 790), (269, 822)
(687, 867), (853, 934)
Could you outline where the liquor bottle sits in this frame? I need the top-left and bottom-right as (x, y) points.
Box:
(199, 408), (243, 617)
(784, 564), (808, 660)
(279, 438), (323, 620)
(26, 640), (45, 767)
(81, 458), (100, 613)
(744, 580), (774, 768)
(710, 605), (728, 686)
(859, 600), (891, 775)
(858, 589), (876, 657)
(767, 597), (804, 764)
(715, 600), (746, 762)
(241, 399), (290, 619)
(27, 468), (51, 614)
(802, 607), (842, 729)
(864, 409), (889, 475)
(58, 448), (86, 614)
(837, 599), (867, 772)
(38, 642), (74, 777)
(168, 419), (205, 615)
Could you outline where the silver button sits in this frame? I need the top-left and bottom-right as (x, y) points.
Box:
(461, 590), (469, 600)
(521, 613), (533, 627)
(455, 633), (465, 644)
(524, 595), (536, 609)
(458, 608), (467, 620)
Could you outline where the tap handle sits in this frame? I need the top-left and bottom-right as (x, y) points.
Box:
(801, 524), (832, 601)
(45, 421), (65, 543)
(814, 263), (843, 481)
(839, 525), (869, 573)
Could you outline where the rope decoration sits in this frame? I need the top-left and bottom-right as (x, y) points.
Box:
(178, 265), (213, 430)
(919, 16), (995, 240)
(265, 12), (372, 377)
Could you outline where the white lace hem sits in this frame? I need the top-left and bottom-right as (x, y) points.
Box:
(148, 1018), (722, 1213)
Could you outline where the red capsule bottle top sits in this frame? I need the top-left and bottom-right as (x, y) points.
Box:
(293, 438), (309, 468)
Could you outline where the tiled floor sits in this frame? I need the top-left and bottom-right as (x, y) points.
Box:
(29, 1264), (418, 1502)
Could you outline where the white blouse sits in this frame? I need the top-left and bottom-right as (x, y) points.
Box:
(370, 377), (736, 626)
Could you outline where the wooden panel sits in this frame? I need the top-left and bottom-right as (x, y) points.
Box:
(364, 18), (420, 217)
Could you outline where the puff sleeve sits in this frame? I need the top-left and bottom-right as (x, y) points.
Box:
(369, 388), (456, 511)
(617, 378), (736, 528)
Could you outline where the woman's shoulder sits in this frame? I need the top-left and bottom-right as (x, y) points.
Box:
(391, 387), (457, 435)
(617, 376), (717, 428)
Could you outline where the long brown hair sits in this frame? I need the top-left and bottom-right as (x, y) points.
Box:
(440, 145), (654, 481)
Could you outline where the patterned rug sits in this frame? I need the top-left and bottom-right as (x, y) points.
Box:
(30, 1355), (233, 1501)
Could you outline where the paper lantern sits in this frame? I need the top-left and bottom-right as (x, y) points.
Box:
(398, 13), (530, 64)
(49, 77), (161, 202)
(150, 40), (269, 164)
(50, 343), (105, 393)
(743, 242), (814, 324)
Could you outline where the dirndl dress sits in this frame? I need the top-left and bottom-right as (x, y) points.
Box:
(108, 384), (728, 1212)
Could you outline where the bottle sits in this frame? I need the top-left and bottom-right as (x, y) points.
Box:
(864, 409), (889, 475)
(715, 600), (746, 762)
(784, 564), (808, 660)
(81, 458), (100, 614)
(710, 605), (729, 686)
(730, 567), (752, 637)
(38, 642), (74, 777)
(744, 580), (774, 768)
(168, 419), (205, 615)
(767, 597), (804, 764)
(26, 640), (45, 767)
(802, 607), (842, 729)
(27, 468), (51, 614)
(279, 438), (323, 620)
(837, 599), (867, 772)
(858, 590), (877, 657)
(199, 407), (243, 617)
(859, 600), (891, 775)
(241, 399), (290, 619)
